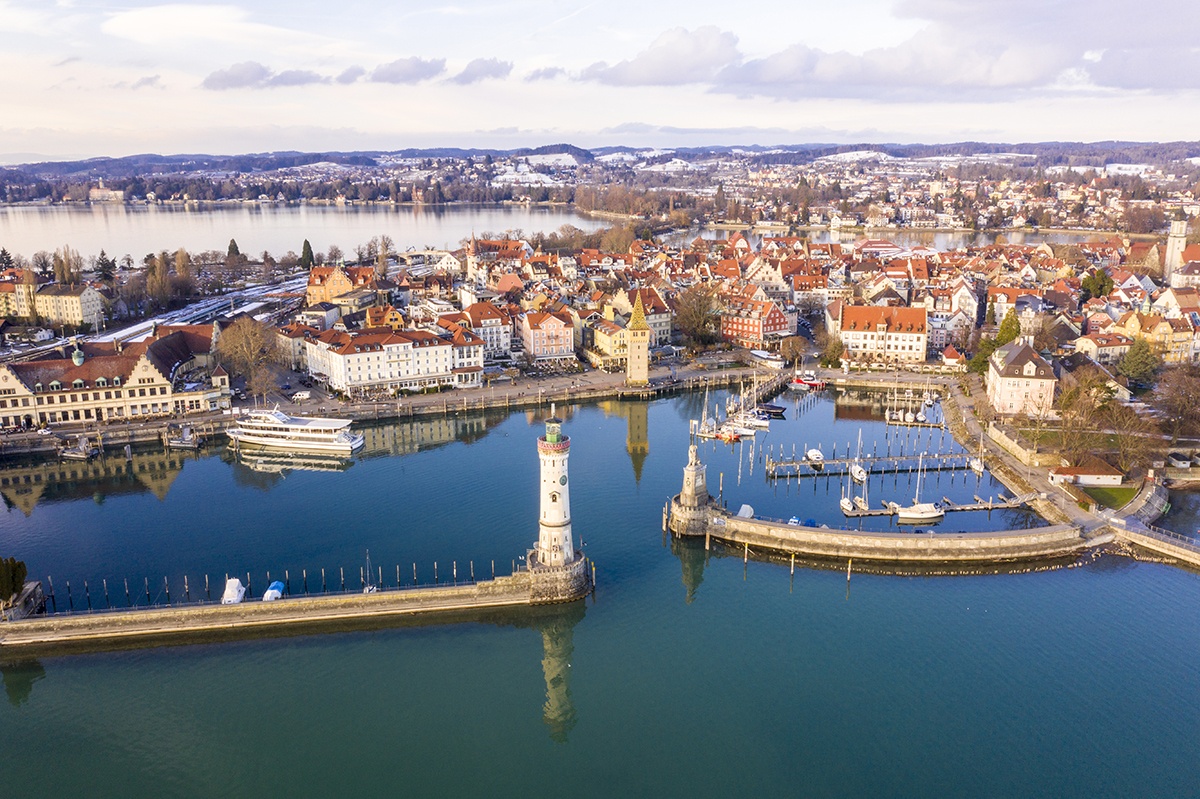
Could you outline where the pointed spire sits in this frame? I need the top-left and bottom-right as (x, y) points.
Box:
(628, 291), (650, 331)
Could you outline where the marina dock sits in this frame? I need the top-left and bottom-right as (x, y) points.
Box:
(836, 491), (1039, 517)
(766, 451), (981, 479)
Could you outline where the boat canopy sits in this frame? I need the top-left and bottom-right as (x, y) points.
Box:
(262, 580), (286, 601)
(221, 578), (245, 604)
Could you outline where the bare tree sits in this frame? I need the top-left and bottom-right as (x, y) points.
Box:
(214, 317), (279, 403)
(673, 283), (720, 348)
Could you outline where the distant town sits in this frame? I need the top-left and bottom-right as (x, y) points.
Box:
(0, 142), (1198, 495)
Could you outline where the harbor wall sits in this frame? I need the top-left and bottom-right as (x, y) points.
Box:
(0, 558), (591, 652)
(668, 497), (1088, 564)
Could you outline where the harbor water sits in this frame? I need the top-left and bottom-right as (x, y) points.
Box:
(1, 392), (1198, 797)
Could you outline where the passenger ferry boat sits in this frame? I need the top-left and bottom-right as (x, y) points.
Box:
(227, 407), (365, 455)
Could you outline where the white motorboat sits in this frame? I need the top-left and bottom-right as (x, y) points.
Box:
(916, 409), (927, 423)
(227, 406), (365, 455)
(904, 410), (916, 423)
(840, 496), (854, 515)
(969, 456), (985, 474)
(806, 448), (824, 464)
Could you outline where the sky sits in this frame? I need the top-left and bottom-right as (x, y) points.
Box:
(2, 0), (1198, 161)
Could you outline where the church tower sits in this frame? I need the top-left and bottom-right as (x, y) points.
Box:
(1165, 217), (1188, 285)
(535, 405), (575, 568)
(626, 291), (651, 386)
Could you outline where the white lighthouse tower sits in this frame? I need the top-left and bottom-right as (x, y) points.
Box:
(535, 404), (575, 567)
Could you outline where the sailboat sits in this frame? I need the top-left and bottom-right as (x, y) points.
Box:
(363, 549), (378, 594)
(839, 470), (854, 515)
(850, 429), (867, 483)
(895, 453), (945, 524)
(970, 430), (985, 474)
(853, 477), (871, 511)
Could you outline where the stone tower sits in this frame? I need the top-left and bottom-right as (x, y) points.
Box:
(535, 404), (575, 568)
(625, 291), (651, 386)
(680, 440), (708, 508)
(1165, 218), (1188, 285)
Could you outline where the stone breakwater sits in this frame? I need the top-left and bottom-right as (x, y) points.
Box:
(667, 495), (1090, 564)
(0, 556), (591, 653)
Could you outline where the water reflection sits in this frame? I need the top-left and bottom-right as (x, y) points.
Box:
(0, 659), (45, 707)
(600, 401), (650, 484)
(534, 602), (585, 743)
(0, 410), (510, 514)
(671, 537), (707, 604)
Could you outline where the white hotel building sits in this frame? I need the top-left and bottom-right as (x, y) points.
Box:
(304, 328), (483, 396)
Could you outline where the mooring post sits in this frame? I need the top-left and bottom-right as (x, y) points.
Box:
(396, 565), (400, 588)
(791, 553), (795, 576)
(144, 577), (150, 605)
(303, 569), (308, 596)
(744, 542), (749, 563)
(164, 576), (170, 605)
(413, 563), (417, 584)
(434, 561), (438, 583)
(65, 580), (73, 611)
(124, 578), (130, 607)
(491, 559), (495, 579)
(247, 573), (252, 596)
(470, 561), (474, 581)
(103, 578), (110, 609)
(205, 574), (210, 601)
(184, 575), (190, 603)
(321, 568), (326, 593)
(285, 570), (290, 595)
(359, 566), (364, 589)
(453, 561), (457, 583)
(340, 567), (344, 592)
(378, 566), (382, 589)
(84, 580), (92, 611)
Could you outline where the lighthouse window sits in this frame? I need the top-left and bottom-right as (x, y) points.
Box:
(550, 492), (559, 503)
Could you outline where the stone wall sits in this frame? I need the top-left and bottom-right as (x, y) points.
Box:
(669, 497), (1086, 564)
(1, 567), (590, 651)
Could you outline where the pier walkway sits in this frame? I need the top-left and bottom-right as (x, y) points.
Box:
(0, 556), (593, 653)
(766, 451), (978, 479)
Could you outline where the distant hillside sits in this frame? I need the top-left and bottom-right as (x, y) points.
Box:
(10, 140), (1200, 180)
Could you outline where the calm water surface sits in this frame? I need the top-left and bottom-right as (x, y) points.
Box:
(1, 392), (1197, 798)
(0, 203), (604, 261)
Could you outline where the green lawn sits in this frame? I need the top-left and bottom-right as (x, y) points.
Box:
(1081, 484), (1139, 510)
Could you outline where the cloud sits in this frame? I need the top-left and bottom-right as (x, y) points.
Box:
(582, 26), (740, 86)
(202, 62), (327, 90)
(336, 66), (365, 84)
(370, 57), (445, 84)
(266, 69), (326, 87)
(450, 57), (512, 85)
(131, 75), (162, 90)
(525, 67), (565, 82)
(201, 61), (273, 90)
(54, 56), (81, 67)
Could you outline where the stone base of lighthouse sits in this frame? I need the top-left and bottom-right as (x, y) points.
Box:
(527, 550), (592, 604)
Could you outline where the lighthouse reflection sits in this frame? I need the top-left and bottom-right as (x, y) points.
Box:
(532, 600), (585, 743)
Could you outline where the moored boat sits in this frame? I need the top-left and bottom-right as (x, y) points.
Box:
(227, 407), (365, 455)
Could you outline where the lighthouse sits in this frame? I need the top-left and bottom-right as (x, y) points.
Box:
(535, 404), (575, 567)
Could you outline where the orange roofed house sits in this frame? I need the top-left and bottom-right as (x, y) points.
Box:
(838, 306), (928, 364)
(520, 310), (575, 362)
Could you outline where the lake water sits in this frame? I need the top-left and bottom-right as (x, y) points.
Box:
(0, 203), (605, 262)
(1, 391), (1198, 798)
